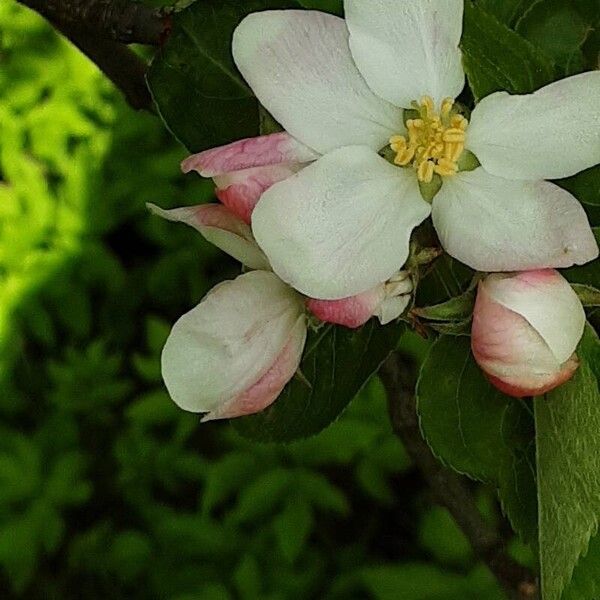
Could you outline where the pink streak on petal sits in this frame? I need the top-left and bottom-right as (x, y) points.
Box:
(306, 286), (386, 329)
(181, 132), (319, 177)
(202, 334), (304, 422)
(471, 281), (579, 398)
(149, 203), (250, 237)
(192, 204), (247, 234)
(214, 164), (300, 224)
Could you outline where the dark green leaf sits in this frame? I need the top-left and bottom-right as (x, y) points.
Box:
(515, 0), (599, 72)
(563, 535), (600, 600)
(535, 327), (600, 600)
(428, 319), (472, 337)
(417, 336), (537, 545)
(413, 290), (475, 322)
(462, 1), (555, 100)
(572, 284), (600, 307)
(416, 255), (473, 306)
(561, 166), (600, 206)
(297, 0), (343, 15)
(564, 229), (600, 288)
(273, 499), (313, 563)
(147, 0), (298, 152)
(475, 0), (539, 26)
(234, 321), (405, 442)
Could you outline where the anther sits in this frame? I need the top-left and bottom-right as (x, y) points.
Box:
(442, 129), (466, 143)
(417, 160), (435, 184)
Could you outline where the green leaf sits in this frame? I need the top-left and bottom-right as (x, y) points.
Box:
(234, 321), (405, 442)
(297, 0), (343, 14)
(419, 507), (472, 567)
(572, 284), (600, 307)
(515, 0), (598, 72)
(413, 290), (475, 322)
(147, 0), (298, 152)
(476, 0), (540, 26)
(416, 255), (473, 306)
(273, 498), (313, 563)
(417, 336), (537, 545)
(461, 1), (555, 100)
(559, 165), (600, 208)
(563, 535), (600, 600)
(564, 229), (600, 288)
(427, 319), (472, 337)
(535, 328), (600, 600)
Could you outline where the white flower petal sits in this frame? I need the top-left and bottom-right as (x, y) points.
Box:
(147, 203), (270, 271)
(482, 271), (585, 365)
(232, 10), (403, 154)
(468, 71), (600, 180)
(161, 271), (306, 415)
(252, 146), (431, 299)
(344, 0), (465, 108)
(432, 169), (599, 272)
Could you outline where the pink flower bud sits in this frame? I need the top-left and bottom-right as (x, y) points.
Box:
(472, 270), (585, 397)
(161, 271), (307, 421)
(181, 132), (319, 223)
(214, 164), (301, 224)
(306, 272), (413, 329)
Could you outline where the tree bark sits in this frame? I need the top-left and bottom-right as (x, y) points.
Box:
(18, 0), (170, 45)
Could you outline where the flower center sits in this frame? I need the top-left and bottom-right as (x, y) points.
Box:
(389, 96), (468, 184)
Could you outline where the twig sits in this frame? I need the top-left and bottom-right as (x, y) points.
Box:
(379, 353), (538, 600)
(18, 0), (170, 45)
(54, 21), (153, 110)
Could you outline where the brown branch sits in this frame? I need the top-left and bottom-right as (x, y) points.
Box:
(17, 0), (159, 111)
(56, 22), (153, 110)
(379, 354), (538, 600)
(18, 0), (170, 45)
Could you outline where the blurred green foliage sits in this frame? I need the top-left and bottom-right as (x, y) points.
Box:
(0, 3), (516, 598)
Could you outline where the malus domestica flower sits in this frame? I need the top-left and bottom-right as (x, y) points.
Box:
(471, 270), (585, 397)
(184, 0), (599, 300)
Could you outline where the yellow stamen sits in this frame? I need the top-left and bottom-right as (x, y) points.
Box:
(417, 160), (435, 184)
(390, 97), (469, 182)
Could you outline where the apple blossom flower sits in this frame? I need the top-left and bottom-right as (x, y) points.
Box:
(471, 270), (586, 398)
(204, 1), (600, 300)
(162, 270), (308, 420)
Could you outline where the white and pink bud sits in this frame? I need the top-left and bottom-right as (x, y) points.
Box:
(161, 271), (307, 421)
(181, 132), (319, 223)
(147, 202), (270, 270)
(307, 272), (413, 329)
(472, 270), (586, 398)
